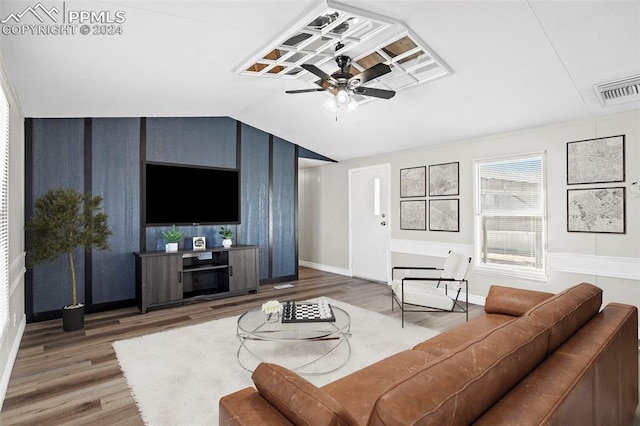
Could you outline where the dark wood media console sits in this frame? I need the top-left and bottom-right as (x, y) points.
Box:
(134, 245), (259, 313)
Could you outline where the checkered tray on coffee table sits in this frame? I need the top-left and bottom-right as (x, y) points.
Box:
(282, 300), (336, 323)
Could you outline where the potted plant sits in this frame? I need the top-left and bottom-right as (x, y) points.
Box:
(162, 225), (185, 252)
(219, 227), (233, 248)
(26, 188), (111, 331)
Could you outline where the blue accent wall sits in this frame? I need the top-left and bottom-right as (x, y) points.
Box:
(26, 116), (300, 320)
(240, 124), (270, 279)
(272, 137), (296, 277)
(146, 117), (236, 168)
(91, 118), (140, 303)
(30, 119), (86, 312)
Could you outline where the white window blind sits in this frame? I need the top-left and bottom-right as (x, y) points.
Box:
(0, 84), (9, 341)
(475, 154), (546, 277)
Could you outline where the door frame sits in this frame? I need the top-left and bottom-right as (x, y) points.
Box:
(348, 163), (392, 283)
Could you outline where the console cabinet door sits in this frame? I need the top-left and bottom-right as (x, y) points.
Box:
(228, 248), (258, 292)
(145, 255), (183, 304)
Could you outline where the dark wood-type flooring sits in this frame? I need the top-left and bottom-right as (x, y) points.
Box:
(1, 267), (638, 425)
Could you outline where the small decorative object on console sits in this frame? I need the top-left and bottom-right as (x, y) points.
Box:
(282, 299), (336, 323)
(219, 227), (233, 248)
(192, 236), (206, 250)
(162, 225), (185, 252)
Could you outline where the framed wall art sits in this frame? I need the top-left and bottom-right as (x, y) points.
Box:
(567, 187), (625, 234)
(429, 199), (459, 232)
(566, 135), (625, 185)
(429, 162), (459, 196)
(400, 166), (426, 198)
(400, 200), (426, 230)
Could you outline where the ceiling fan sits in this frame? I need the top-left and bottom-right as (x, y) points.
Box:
(286, 45), (396, 109)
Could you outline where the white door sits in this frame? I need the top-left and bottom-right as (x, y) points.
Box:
(350, 165), (390, 282)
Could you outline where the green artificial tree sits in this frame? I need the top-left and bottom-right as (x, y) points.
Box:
(26, 188), (112, 310)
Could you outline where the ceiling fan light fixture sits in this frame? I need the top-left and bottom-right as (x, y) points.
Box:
(336, 88), (350, 106)
(324, 96), (338, 111)
(346, 97), (359, 111)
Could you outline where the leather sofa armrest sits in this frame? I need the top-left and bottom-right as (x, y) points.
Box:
(252, 362), (358, 426)
(484, 285), (554, 316)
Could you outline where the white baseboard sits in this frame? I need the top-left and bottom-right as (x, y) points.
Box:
(0, 314), (26, 411)
(299, 260), (351, 277)
(465, 293), (486, 306)
(300, 261), (487, 307)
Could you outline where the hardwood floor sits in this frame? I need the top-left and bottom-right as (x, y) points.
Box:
(0, 268), (481, 425)
(2, 267), (637, 425)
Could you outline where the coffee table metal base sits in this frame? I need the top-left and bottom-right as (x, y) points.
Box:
(236, 305), (351, 375)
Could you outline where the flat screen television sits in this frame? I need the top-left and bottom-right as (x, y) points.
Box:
(144, 162), (240, 226)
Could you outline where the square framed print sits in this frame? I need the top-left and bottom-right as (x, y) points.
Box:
(429, 162), (459, 196)
(400, 200), (426, 230)
(192, 236), (206, 250)
(400, 166), (426, 198)
(429, 199), (459, 232)
(567, 187), (625, 233)
(567, 135), (625, 184)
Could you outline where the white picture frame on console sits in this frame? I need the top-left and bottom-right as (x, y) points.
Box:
(193, 236), (206, 250)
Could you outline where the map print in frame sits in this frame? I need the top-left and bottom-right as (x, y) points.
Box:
(567, 135), (625, 185)
(400, 200), (426, 230)
(429, 199), (459, 232)
(400, 166), (426, 198)
(429, 162), (459, 196)
(567, 187), (626, 234)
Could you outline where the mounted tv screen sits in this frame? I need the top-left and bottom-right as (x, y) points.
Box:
(145, 162), (240, 226)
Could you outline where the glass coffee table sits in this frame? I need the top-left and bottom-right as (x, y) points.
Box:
(236, 303), (351, 375)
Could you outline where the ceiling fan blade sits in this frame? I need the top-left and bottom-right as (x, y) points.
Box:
(301, 64), (337, 85)
(285, 88), (326, 94)
(349, 63), (391, 86)
(352, 86), (396, 99)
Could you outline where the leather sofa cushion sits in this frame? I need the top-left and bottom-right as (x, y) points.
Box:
(369, 316), (550, 425)
(322, 350), (435, 424)
(525, 282), (602, 354)
(476, 303), (638, 426)
(412, 314), (514, 357)
(251, 362), (358, 426)
(484, 285), (554, 316)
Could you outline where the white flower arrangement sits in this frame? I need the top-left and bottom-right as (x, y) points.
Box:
(261, 300), (283, 315)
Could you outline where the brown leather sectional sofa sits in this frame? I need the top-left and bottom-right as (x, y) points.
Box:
(219, 283), (638, 425)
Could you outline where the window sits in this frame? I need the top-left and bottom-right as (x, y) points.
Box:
(474, 153), (546, 278)
(0, 84), (8, 341)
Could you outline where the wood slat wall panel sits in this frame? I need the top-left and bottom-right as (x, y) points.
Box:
(91, 118), (141, 304)
(239, 123), (270, 279)
(29, 118), (86, 314)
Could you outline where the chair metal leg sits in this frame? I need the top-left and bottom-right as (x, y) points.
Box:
(465, 280), (469, 321)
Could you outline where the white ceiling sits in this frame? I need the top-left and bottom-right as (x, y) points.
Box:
(1, 0), (639, 162)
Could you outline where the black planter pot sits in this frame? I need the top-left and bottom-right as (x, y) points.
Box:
(62, 304), (85, 332)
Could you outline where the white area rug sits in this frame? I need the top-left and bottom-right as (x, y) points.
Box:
(113, 299), (439, 425)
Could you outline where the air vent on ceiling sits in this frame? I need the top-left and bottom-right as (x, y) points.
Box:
(594, 75), (640, 106)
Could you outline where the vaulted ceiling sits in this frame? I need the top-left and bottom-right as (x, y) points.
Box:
(1, 0), (639, 162)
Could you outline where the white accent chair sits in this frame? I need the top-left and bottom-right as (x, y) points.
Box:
(390, 251), (472, 327)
